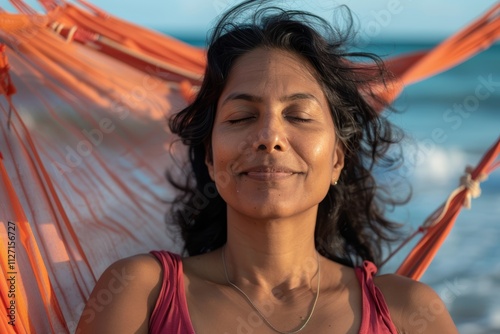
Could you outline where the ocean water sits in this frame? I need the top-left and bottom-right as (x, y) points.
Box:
(178, 36), (500, 333)
(371, 43), (500, 334)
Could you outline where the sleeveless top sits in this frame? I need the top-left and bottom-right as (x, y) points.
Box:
(149, 250), (398, 334)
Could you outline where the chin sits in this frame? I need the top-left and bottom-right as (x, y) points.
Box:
(230, 201), (318, 222)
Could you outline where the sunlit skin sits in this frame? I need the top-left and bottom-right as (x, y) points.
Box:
(208, 47), (344, 224)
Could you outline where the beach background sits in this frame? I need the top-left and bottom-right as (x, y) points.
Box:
(4, 0), (498, 332)
(375, 42), (500, 334)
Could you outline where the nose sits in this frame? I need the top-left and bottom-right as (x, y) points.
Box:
(252, 115), (289, 153)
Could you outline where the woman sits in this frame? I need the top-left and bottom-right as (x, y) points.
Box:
(77, 1), (458, 333)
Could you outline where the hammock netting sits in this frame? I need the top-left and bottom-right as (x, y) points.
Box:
(0, 1), (499, 333)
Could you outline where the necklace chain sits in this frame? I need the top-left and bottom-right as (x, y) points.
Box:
(221, 246), (320, 334)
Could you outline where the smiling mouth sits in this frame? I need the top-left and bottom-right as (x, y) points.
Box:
(244, 171), (295, 181)
(240, 167), (301, 181)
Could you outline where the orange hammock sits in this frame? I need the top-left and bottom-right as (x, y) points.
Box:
(0, 1), (499, 333)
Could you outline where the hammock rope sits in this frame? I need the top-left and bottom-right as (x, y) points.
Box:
(394, 137), (500, 279)
(0, 44), (16, 129)
(0, 1), (499, 333)
(380, 138), (500, 275)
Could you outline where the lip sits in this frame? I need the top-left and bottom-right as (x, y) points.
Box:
(240, 165), (300, 181)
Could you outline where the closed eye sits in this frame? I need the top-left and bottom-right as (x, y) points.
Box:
(285, 115), (312, 123)
(227, 117), (255, 124)
(283, 104), (314, 123)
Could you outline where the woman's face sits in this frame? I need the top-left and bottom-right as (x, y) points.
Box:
(207, 48), (344, 220)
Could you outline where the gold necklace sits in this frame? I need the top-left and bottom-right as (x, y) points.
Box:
(221, 246), (320, 334)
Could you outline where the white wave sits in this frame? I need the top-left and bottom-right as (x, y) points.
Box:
(399, 140), (470, 188)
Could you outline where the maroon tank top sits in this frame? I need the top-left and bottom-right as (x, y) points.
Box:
(149, 250), (398, 334)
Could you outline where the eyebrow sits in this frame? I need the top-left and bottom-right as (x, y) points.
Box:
(220, 92), (320, 106)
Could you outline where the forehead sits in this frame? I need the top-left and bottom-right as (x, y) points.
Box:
(221, 48), (325, 98)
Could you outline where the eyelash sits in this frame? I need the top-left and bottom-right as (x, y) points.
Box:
(227, 117), (254, 124)
(227, 115), (311, 124)
(285, 116), (312, 123)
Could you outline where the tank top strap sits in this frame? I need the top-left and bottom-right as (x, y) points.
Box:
(354, 261), (399, 334)
(149, 250), (195, 334)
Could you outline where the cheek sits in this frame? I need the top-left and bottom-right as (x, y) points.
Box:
(210, 137), (238, 185)
(209, 155), (233, 193)
(306, 135), (336, 170)
(210, 131), (227, 165)
(211, 130), (255, 172)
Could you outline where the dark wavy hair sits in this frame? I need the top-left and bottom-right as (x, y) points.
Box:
(167, 0), (406, 267)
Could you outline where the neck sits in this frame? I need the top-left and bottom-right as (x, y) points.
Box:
(224, 207), (319, 291)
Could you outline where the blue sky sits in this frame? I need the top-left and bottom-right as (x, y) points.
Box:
(1, 1), (497, 41)
(78, 0), (497, 42)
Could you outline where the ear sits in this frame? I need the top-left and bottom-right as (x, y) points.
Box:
(331, 141), (345, 185)
(205, 145), (215, 181)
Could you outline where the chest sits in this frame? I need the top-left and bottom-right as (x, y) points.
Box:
(184, 281), (362, 334)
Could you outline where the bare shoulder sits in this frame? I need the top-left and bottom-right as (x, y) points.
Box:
(76, 253), (163, 334)
(374, 274), (458, 334)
